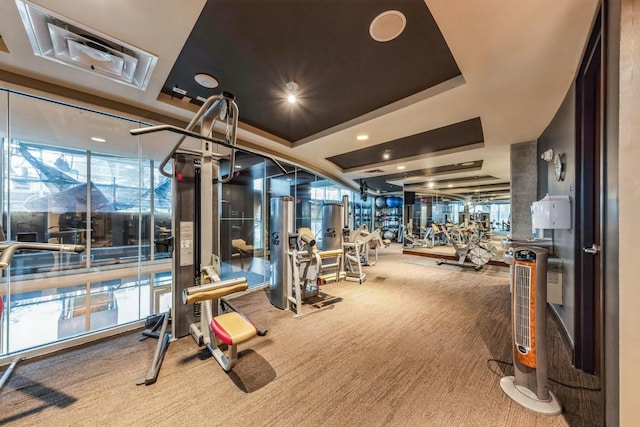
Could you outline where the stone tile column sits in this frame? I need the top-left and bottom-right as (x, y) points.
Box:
(510, 141), (538, 240)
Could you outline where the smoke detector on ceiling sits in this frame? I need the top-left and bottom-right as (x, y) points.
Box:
(15, 0), (157, 90)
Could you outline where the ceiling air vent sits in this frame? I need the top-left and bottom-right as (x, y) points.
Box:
(364, 169), (384, 173)
(15, 0), (157, 90)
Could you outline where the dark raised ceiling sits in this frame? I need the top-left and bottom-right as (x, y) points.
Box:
(361, 160), (484, 193)
(162, 0), (461, 142)
(326, 117), (484, 170)
(372, 160), (483, 182)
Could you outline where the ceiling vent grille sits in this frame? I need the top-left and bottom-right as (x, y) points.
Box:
(16, 0), (157, 90)
(364, 169), (384, 174)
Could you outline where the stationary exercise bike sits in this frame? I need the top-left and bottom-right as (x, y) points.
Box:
(403, 224), (431, 249)
(433, 222), (497, 270)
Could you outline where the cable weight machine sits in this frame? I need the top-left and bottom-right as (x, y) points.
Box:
(131, 93), (286, 384)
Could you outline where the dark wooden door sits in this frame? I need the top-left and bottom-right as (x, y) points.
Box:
(575, 12), (603, 375)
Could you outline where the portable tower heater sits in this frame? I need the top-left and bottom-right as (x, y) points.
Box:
(500, 246), (562, 415)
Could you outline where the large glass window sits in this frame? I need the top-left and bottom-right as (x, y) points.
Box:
(0, 87), (362, 360)
(0, 90), (171, 357)
(90, 153), (146, 264)
(0, 90), (7, 356)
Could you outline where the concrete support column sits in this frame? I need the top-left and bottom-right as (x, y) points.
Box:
(510, 141), (538, 240)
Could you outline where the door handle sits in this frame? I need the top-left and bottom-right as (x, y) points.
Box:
(583, 244), (600, 254)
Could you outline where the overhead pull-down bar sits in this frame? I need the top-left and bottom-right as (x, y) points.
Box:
(129, 93), (287, 177)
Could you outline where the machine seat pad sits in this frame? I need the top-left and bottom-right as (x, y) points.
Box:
(318, 249), (343, 258)
(211, 312), (257, 345)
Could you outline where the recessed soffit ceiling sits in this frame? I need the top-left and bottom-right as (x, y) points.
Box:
(0, 0), (601, 198)
(327, 117), (483, 171)
(161, 0), (461, 143)
(362, 160), (484, 194)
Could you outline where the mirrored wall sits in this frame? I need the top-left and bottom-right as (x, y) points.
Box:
(401, 190), (511, 257)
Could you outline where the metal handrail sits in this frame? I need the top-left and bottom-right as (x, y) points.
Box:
(0, 242), (85, 270)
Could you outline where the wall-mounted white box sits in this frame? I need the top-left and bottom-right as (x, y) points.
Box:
(531, 195), (571, 229)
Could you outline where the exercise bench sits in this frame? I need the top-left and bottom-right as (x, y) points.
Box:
(183, 277), (264, 371)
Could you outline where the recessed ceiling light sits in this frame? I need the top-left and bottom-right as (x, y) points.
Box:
(370, 10), (406, 42)
(382, 149), (391, 160)
(461, 162), (475, 166)
(428, 181), (435, 188)
(234, 164), (242, 169)
(286, 81), (299, 104)
(357, 134), (369, 141)
(397, 165), (406, 170)
(91, 136), (106, 143)
(194, 73), (219, 88)
(447, 184), (453, 188)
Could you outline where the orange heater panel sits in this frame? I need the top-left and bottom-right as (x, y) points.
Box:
(513, 258), (537, 368)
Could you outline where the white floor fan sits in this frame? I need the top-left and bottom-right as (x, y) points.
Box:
(500, 246), (562, 415)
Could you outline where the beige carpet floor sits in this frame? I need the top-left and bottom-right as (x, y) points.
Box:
(1, 244), (602, 426)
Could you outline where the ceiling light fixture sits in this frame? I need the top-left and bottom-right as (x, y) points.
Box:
(234, 164), (242, 169)
(194, 73), (219, 88)
(428, 181), (435, 189)
(397, 165), (406, 170)
(91, 136), (106, 143)
(382, 149), (391, 160)
(286, 80), (299, 104)
(357, 134), (369, 141)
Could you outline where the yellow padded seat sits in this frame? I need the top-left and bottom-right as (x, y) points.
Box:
(232, 239), (254, 253)
(211, 311), (257, 345)
(318, 249), (343, 258)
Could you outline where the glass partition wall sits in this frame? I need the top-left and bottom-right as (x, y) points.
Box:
(0, 88), (367, 360)
(0, 90), (169, 356)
